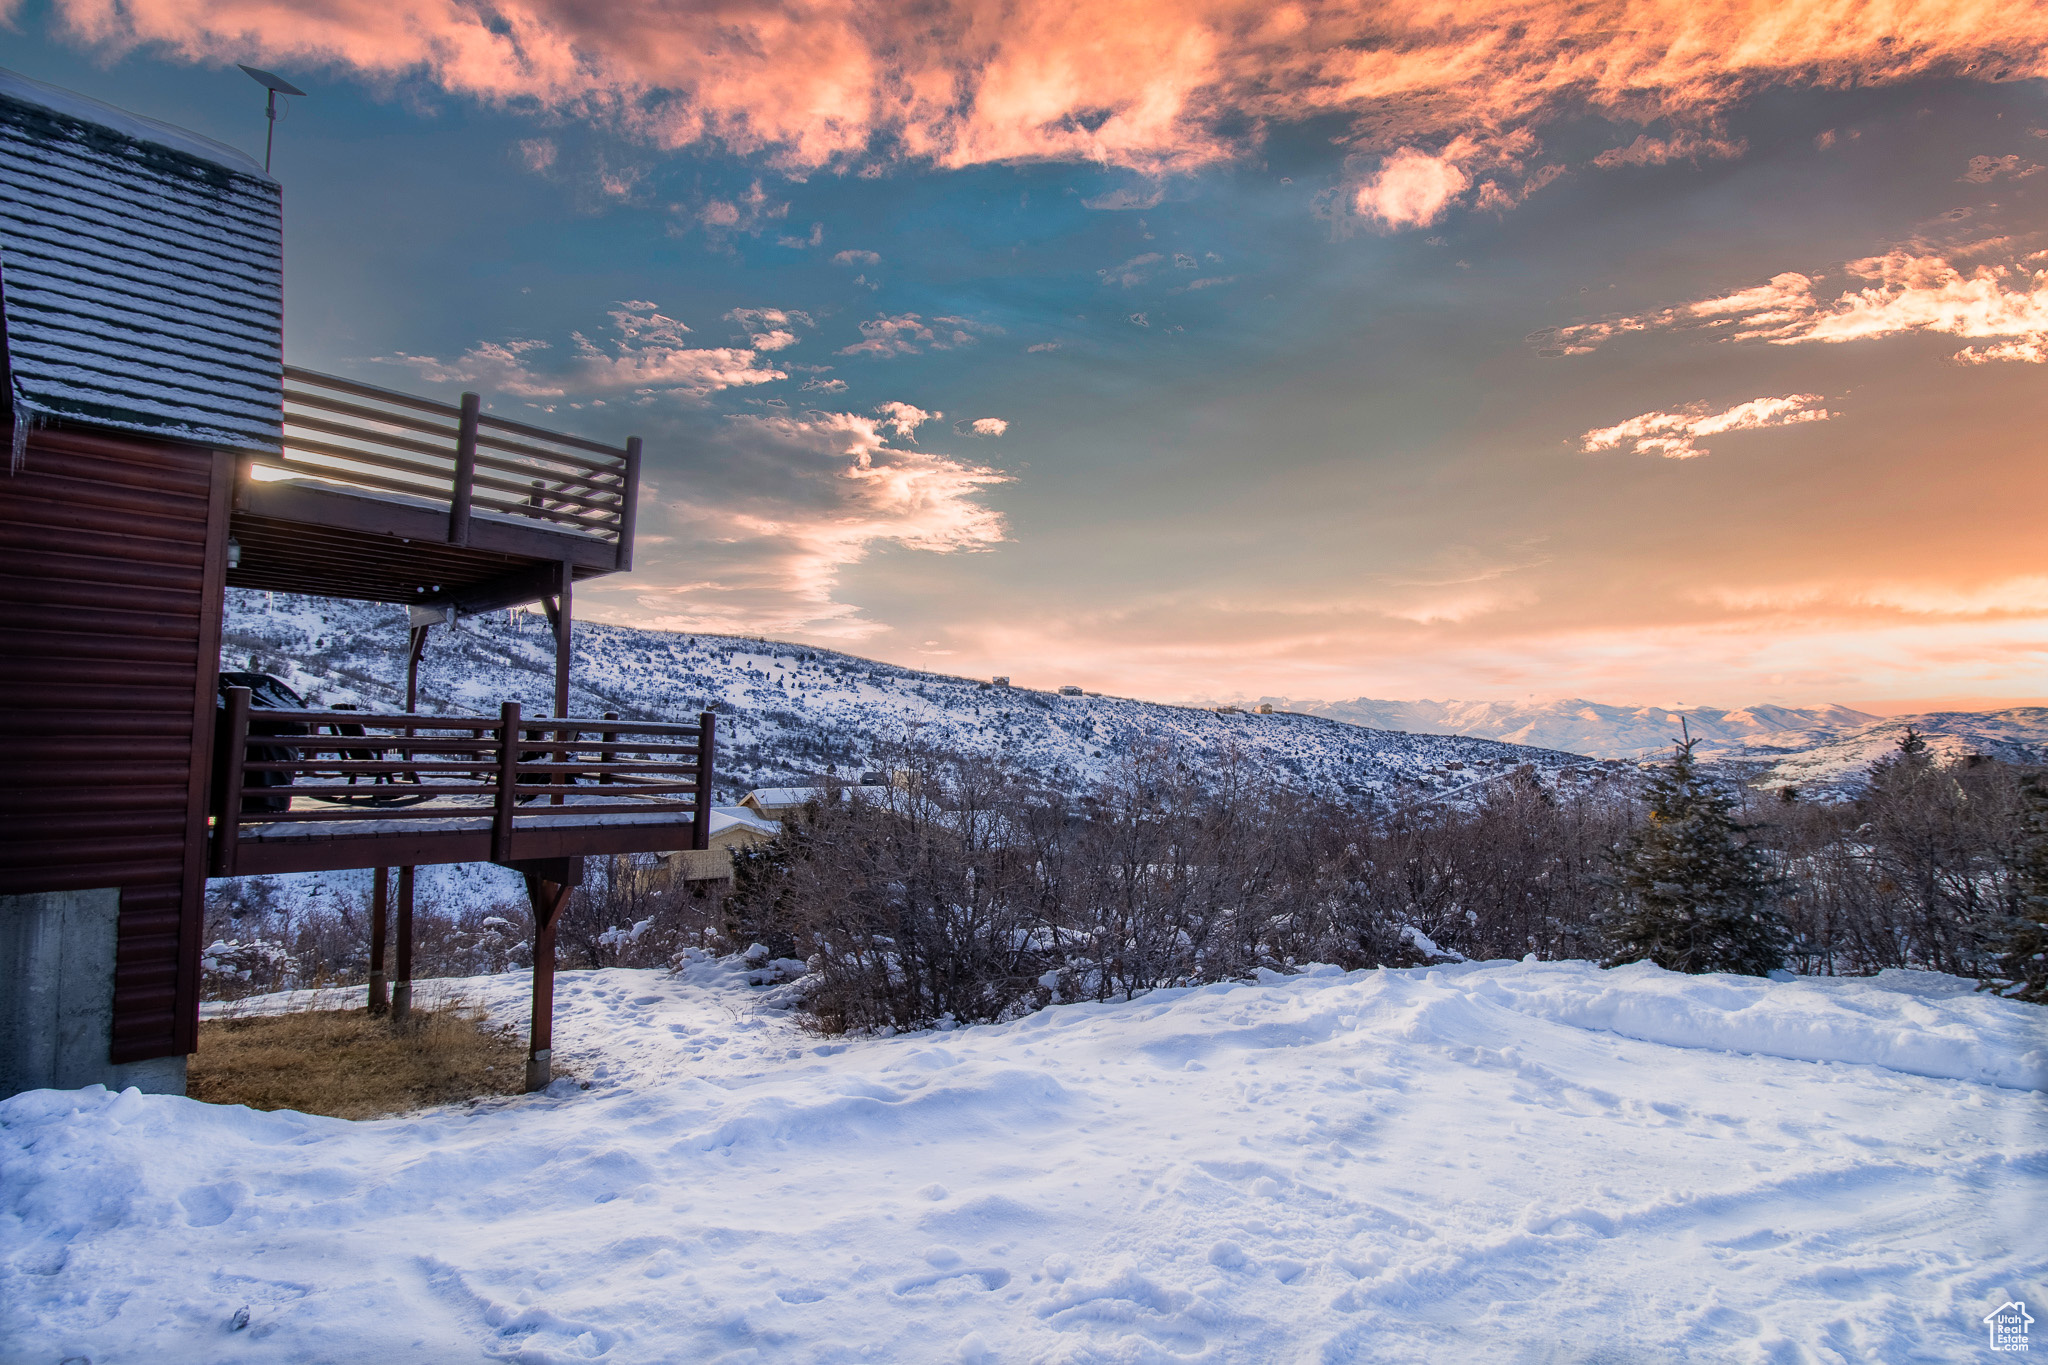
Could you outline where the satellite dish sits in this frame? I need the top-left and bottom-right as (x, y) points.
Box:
(239, 64), (307, 174)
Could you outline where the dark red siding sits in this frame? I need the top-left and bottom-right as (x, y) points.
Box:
(0, 424), (230, 1061)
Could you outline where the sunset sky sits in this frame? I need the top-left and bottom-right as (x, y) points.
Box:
(8, 1), (2047, 711)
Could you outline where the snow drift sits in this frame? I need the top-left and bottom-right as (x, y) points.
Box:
(3, 960), (2041, 1362)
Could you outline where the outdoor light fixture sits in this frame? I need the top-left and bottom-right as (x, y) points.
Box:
(238, 64), (306, 175)
(226, 537), (243, 569)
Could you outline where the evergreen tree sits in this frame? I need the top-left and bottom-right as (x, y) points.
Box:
(1603, 739), (1790, 975)
(1994, 774), (2048, 1004)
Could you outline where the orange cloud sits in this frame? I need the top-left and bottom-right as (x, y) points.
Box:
(1960, 153), (2044, 183)
(1539, 245), (2048, 363)
(51, 0), (2048, 177)
(1591, 129), (1746, 168)
(1353, 146), (1470, 229)
(624, 408), (1011, 637)
(927, 589), (2048, 708)
(382, 302), (786, 399)
(1581, 393), (1830, 459)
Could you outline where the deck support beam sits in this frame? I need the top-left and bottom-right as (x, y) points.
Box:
(394, 620), (432, 1023)
(515, 857), (582, 1093)
(405, 622), (429, 712)
(548, 562), (572, 808)
(427, 562), (564, 619)
(542, 559), (573, 721)
(391, 866), (415, 1021)
(367, 866), (389, 1014)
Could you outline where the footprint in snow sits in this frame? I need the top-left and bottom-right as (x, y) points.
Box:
(1208, 1241), (1248, 1269)
(892, 1266), (1012, 1295)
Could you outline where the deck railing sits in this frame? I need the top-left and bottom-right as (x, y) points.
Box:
(208, 690), (711, 876)
(257, 367), (641, 564)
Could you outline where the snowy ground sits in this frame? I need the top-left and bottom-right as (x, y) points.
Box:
(4, 960), (2044, 1364)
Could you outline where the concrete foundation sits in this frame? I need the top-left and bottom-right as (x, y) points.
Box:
(1, 888), (188, 1099)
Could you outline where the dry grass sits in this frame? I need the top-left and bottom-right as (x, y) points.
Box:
(188, 1004), (530, 1120)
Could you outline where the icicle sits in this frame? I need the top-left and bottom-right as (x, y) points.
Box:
(8, 383), (33, 475)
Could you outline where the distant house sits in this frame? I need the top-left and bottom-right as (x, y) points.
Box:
(740, 785), (889, 821)
(741, 787), (825, 821)
(1058, 685), (1083, 696)
(666, 806), (781, 883)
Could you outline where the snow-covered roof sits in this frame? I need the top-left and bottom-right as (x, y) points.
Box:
(744, 787), (820, 808)
(708, 805), (779, 838)
(743, 785), (889, 810)
(0, 67), (283, 453)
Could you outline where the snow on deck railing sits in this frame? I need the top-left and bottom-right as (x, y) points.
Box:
(256, 367), (641, 563)
(208, 692), (711, 876)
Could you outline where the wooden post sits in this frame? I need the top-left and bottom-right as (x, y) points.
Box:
(492, 701), (521, 864)
(368, 866), (390, 1014)
(599, 713), (618, 786)
(209, 685), (251, 877)
(448, 391), (480, 546)
(523, 873), (572, 1093)
(552, 563), (573, 806)
(405, 623), (428, 713)
(614, 436), (640, 571)
(397, 620), (430, 1021)
(693, 711), (715, 850)
(552, 562), (573, 719)
(391, 865), (416, 1022)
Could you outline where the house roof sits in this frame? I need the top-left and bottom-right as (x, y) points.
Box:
(708, 805), (780, 838)
(743, 787), (819, 808)
(743, 785), (890, 809)
(0, 68), (283, 453)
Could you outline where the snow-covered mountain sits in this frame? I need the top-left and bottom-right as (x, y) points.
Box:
(1257, 693), (2048, 790)
(222, 592), (1609, 805)
(1257, 696), (1883, 762)
(1735, 708), (2048, 792)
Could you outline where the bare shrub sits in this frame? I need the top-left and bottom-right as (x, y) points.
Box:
(725, 756), (1050, 1032)
(196, 733), (2046, 1029)
(726, 744), (1634, 1032)
(1755, 738), (2037, 980)
(553, 853), (729, 969)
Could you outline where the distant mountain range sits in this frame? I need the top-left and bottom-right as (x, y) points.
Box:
(1736, 709), (2048, 791)
(224, 592), (2043, 801)
(1253, 697), (1880, 762)
(1253, 695), (2048, 790)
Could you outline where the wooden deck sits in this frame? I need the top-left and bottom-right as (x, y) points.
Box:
(227, 368), (641, 612)
(209, 692), (715, 877)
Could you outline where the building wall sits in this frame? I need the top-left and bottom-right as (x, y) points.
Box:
(0, 424), (231, 1065)
(668, 825), (777, 884)
(0, 888), (188, 1096)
